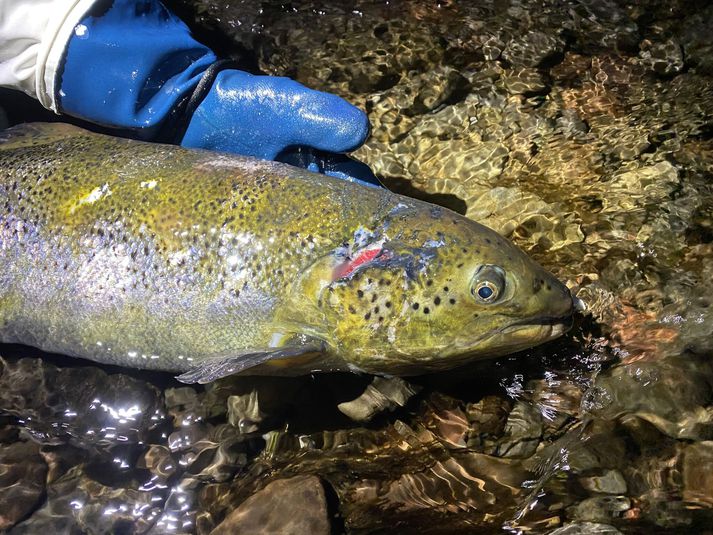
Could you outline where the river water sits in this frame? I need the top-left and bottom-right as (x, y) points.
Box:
(2, 1), (713, 533)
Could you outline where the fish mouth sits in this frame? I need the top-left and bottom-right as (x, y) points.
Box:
(450, 314), (574, 358)
(499, 315), (574, 344)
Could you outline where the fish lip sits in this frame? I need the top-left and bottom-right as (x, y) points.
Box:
(506, 314), (574, 330)
(450, 313), (573, 355)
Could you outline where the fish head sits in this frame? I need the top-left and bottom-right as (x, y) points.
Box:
(311, 204), (575, 375)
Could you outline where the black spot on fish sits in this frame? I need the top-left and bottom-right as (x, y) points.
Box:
(385, 301), (392, 308)
(443, 286), (449, 292)
(357, 290), (364, 298)
(412, 302), (420, 310)
(423, 307), (430, 314)
(449, 298), (456, 305)
(364, 312), (371, 320)
(426, 280), (433, 287)
(434, 296), (441, 305)
(348, 305), (356, 314)
(371, 294), (378, 303)
(374, 306), (380, 314)
(485, 238), (491, 244)
(378, 316), (384, 322)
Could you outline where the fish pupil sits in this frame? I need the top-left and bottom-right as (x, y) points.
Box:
(478, 286), (493, 299)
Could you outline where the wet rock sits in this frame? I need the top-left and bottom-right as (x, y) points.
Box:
(0, 356), (166, 449)
(180, 424), (247, 483)
(210, 475), (329, 535)
(40, 444), (87, 484)
(569, 496), (630, 523)
(419, 394), (469, 449)
(638, 39), (684, 77)
(682, 441), (713, 506)
(227, 390), (265, 433)
(530, 420), (626, 475)
(464, 187), (583, 251)
(580, 470), (628, 495)
(382, 453), (526, 514)
(586, 355), (713, 440)
(154, 478), (200, 533)
(337, 376), (420, 422)
(502, 31), (563, 68)
(203, 376), (304, 422)
(169, 423), (208, 453)
(641, 496), (695, 529)
(678, 5), (713, 74)
(11, 465), (160, 534)
(495, 401), (543, 459)
(165, 386), (206, 427)
(198, 426), (248, 481)
(548, 522), (623, 535)
(603, 161), (680, 213)
(500, 67), (547, 95)
(0, 441), (47, 531)
(466, 396), (510, 435)
(138, 445), (176, 479)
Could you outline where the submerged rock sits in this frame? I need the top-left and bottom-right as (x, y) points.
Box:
(209, 475), (329, 535)
(0, 356), (167, 449)
(580, 470), (628, 495)
(682, 441), (713, 507)
(548, 522), (623, 535)
(337, 376), (420, 422)
(0, 441), (47, 531)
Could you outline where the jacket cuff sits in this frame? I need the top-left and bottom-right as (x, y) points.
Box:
(36, 0), (98, 112)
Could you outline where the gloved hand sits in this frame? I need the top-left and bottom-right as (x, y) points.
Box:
(57, 0), (378, 186)
(181, 70), (368, 160)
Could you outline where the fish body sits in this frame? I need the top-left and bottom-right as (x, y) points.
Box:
(0, 123), (574, 382)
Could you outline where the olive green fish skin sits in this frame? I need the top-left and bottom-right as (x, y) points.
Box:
(0, 123), (574, 377)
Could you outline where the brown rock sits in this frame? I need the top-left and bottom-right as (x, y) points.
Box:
(0, 441), (47, 530)
(210, 475), (329, 535)
(682, 441), (713, 506)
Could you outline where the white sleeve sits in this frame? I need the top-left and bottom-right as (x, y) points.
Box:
(0, 0), (98, 112)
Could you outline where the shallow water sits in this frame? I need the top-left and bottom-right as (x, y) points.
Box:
(3, 0), (713, 533)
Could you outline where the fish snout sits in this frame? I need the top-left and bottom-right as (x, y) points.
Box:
(529, 271), (576, 323)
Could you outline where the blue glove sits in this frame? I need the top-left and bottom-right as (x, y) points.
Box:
(58, 0), (378, 186)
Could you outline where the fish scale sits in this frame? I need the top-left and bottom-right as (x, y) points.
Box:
(0, 123), (574, 382)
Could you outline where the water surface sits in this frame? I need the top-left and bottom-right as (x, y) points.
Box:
(3, 0), (713, 533)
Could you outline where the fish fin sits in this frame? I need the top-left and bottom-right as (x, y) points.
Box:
(175, 342), (326, 384)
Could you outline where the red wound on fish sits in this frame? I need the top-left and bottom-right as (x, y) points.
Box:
(333, 247), (388, 280)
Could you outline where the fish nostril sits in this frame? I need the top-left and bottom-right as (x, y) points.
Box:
(533, 278), (542, 293)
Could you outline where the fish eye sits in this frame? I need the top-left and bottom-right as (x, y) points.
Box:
(471, 265), (506, 304)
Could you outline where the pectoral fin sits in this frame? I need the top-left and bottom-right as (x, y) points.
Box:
(175, 341), (326, 384)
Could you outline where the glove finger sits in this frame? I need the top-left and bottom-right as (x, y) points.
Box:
(293, 88), (370, 153)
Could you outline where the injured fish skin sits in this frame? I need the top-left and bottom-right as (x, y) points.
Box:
(0, 123), (575, 383)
